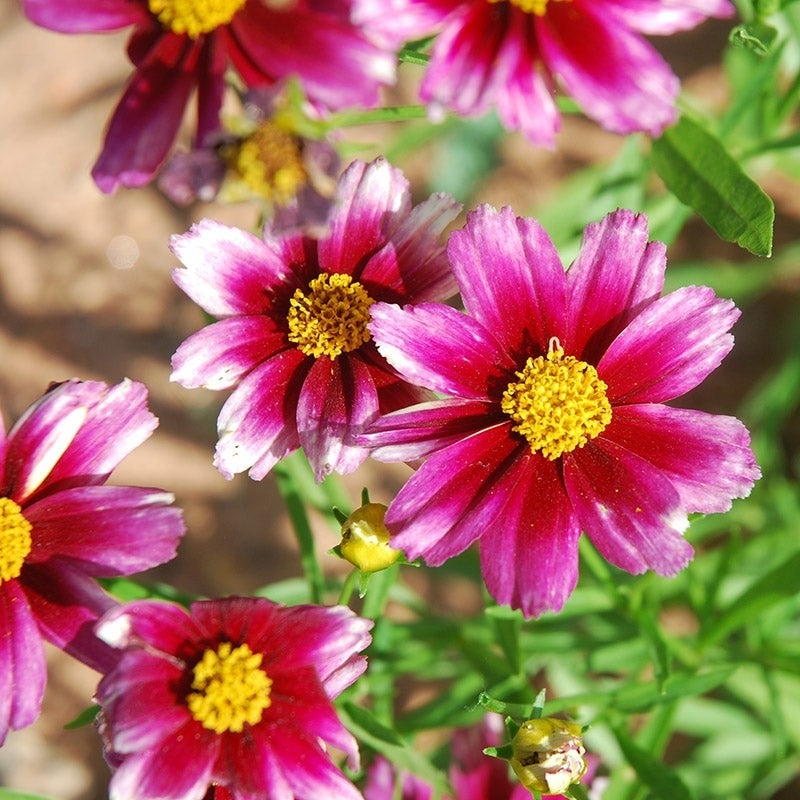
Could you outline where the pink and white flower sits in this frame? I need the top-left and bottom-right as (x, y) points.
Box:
(22, 0), (396, 192)
(0, 379), (184, 744)
(355, 0), (734, 145)
(95, 596), (373, 800)
(364, 207), (760, 618)
(170, 157), (461, 481)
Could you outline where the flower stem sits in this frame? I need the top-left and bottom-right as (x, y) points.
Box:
(328, 105), (430, 129)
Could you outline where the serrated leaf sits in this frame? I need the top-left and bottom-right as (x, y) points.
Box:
(651, 116), (774, 255)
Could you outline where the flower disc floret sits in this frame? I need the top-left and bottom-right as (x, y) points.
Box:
(148, 0), (247, 38)
(501, 342), (612, 460)
(187, 642), (272, 734)
(0, 498), (32, 584)
(287, 273), (375, 359)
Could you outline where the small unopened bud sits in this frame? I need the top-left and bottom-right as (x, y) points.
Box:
(510, 718), (587, 796)
(338, 503), (400, 573)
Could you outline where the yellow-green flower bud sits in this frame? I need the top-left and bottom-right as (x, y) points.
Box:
(510, 717), (587, 795)
(338, 503), (400, 573)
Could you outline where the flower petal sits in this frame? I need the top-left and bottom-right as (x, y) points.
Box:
(214, 731), (292, 800)
(603, 405), (760, 514)
(386, 423), (526, 565)
(565, 209), (665, 362)
(24, 485), (184, 575)
(597, 0), (734, 35)
(21, 560), (117, 672)
(479, 455), (580, 618)
(538, 5), (678, 136)
(598, 285), (739, 404)
(296, 356), (377, 480)
(370, 302), (513, 400)
(22, 0), (147, 32)
(172, 219), (291, 318)
(448, 205), (568, 359)
(563, 438), (693, 576)
(171, 316), (288, 390)
(0, 581), (46, 745)
(213, 348), (307, 480)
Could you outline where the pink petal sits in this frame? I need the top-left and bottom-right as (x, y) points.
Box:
(603, 405), (759, 514)
(480, 455), (580, 618)
(171, 316), (288, 390)
(318, 159), (411, 277)
(195, 35), (227, 147)
(448, 205), (568, 358)
(22, 0), (147, 32)
(566, 209), (666, 362)
(563, 438), (693, 576)
(362, 398), (497, 463)
(360, 192), (462, 304)
(171, 219), (291, 318)
(0, 581), (46, 745)
(109, 720), (217, 800)
(296, 356), (377, 480)
(369, 302), (513, 400)
(538, 4), (678, 137)
(214, 732), (292, 800)
(92, 34), (200, 192)
(386, 423), (525, 565)
(597, 0), (734, 34)
(213, 349), (307, 480)
(24, 485), (184, 575)
(352, 0), (452, 49)
(22, 560), (117, 672)
(599, 285), (739, 404)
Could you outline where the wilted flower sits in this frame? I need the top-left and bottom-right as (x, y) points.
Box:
(170, 157), (461, 481)
(95, 596), (373, 800)
(22, 0), (395, 192)
(337, 502), (400, 573)
(0, 379), (184, 744)
(364, 207), (760, 618)
(511, 718), (586, 795)
(355, 0), (733, 144)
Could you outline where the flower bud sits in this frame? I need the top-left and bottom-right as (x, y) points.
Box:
(510, 717), (587, 795)
(338, 502), (400, 573)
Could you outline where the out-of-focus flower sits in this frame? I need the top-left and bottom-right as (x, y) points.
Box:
(22, 0), (395, 193)
(364, 207), (760, 618)
(170, 157), (461, 482)
(337, 502), (400, 573)
(355, 0), (733, 145)
(95, 596), (373, 800)
(158, 88), (340, 236)
(0, 379), (185, 744)
(511, 718), (586, 795)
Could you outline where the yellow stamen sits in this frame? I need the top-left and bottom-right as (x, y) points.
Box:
(148, 0), (247, 38)
(186, 642), (272, 734)
(501, 338), (612, 460)
(0, 498), (33, 585)
(287, 273), (375, 359)
(488, 0), (570, 16)
(225, 121), (307, 204)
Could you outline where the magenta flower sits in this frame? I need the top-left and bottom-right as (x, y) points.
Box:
(0, 379), (184, 744)
(364, 207), (760, 618)
(22, 0), (395, 193)
(170, 157), (462, 481)
(355, 0), (733, 144)
(95, 596), (373, 800)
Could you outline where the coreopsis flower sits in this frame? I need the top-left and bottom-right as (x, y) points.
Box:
(337, 502), (401, 573)
(170, 157), (462, 481)
(95, 597), (373, 800)
(364, 207), (760, 618)
(0, 379), (184, 744)
(355, 0), (734, 145)
(510, 718), (586, 795)
(22, 0), (395, 193)
(158, 88), (340, 235)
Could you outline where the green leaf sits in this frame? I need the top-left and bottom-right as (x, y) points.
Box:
(64, 703), (100, 730)
(613, 726), (696, 800)
(729, 22), (779, 55)
(0, 792), (57, 800)
(651, 115), (775, 255)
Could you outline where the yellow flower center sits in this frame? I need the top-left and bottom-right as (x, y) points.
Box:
(186, 642), (272, 734)
(501, 338), (612, 460)
(286, 273), (375, 359)
(226, 122), (307, 204)
(0, 498), (33, 585)
(148, 0), (247, 38)
(488, 0), (570, 15)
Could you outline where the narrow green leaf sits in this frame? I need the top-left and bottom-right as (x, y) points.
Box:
(651, 116), (775, 255)
(0, 792), (57, 800)
(729, 22), (779, 54)
(64, 703), (100, 730)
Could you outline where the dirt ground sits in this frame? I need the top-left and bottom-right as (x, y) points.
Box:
(0, 2), (797, 797)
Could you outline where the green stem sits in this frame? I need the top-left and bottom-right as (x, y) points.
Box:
(328, 105), (430, 128)
(337, 569), (359, 607)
